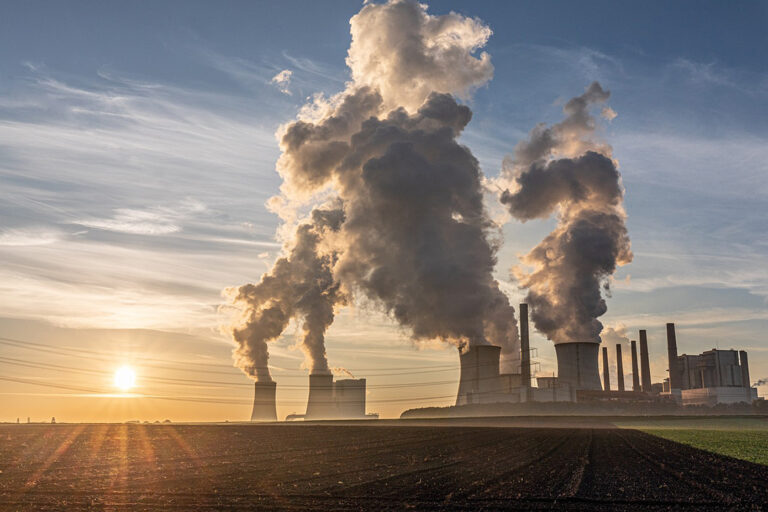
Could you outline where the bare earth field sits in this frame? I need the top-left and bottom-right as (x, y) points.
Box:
(1, 421), (767, 511)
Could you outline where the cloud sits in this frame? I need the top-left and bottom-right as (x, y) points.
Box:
(500, 82), (632, 343)
(0, 227), (62, 246)
(347, 0), (493, 111)
(73, 200), (205, 236)
(0, 66), (285, 330)
(271, 69), (293, 95)
(225, 0), (518, 381)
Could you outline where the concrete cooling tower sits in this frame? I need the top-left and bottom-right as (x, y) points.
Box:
(334, 379), (366, 418)
(305, 374), (336, 420)
(456, 345), (502, 405)
(555, 342), (602, 391)
(303, 375), (368, 420)
(250, 381), (277, 422)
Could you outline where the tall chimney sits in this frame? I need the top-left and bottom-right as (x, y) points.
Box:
(616, 343), (625, 391)
(602, 346), (611, 391)
(740, 351), (751, 389)
(519, 303), (531, 387)
(639, 330), (652, 392)
(630, 340), (640, 391)
(666, 323), (681, 390)
(250, 381), (277, 422)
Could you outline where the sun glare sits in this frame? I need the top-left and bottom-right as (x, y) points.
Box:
(114, 366), (136, 391)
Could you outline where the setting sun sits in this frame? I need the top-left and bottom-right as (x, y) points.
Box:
(114, 366), (136, 391)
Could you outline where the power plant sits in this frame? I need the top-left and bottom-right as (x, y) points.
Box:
(456, 304), (600, 404)
(252, 305), (762, 420)
(450, 305), (760, 408)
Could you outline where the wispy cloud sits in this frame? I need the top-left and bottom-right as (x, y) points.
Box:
(0, 66), (286, 330)
(271, 69), (293, 95)
(0, 227), (62, 247)
(73, 200), (205, 236)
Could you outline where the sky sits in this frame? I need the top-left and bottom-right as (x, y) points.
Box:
(1, 0), (767, 422)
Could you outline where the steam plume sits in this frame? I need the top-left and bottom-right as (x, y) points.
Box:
(500, 82), (632, 343)
(225, 0), (519, 379)
(601, 324), (630, 346)
(223, 208), (344, 380)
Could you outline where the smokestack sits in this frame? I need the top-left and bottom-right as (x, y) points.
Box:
(740, 351), (751, 389)
(456, 345), (501, 405)
(519, 303), (531, 387)
(666, 323), (681, 390)
(616, 343), (625, 391)
(555, 342), (602, 391)
(639, 330), (652, 392)
(250, 381), (277, 422)
(305, 374), (337, 420)
(630, 340), (640, 391)
(602, 346), (611, 391)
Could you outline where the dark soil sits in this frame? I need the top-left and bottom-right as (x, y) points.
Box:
(1, 423), (766, 510)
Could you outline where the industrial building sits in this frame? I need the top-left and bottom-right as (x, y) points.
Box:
(597, 323), (760, 406)
(253, 306), (761, 419)
(662, 323), (758, 406)
(453, 304), (760, 408)
(456, 304), (596, 404)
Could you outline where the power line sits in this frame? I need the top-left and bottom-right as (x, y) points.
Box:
(0, 376), (454, 405)
(0, 355), (457, 390)
(0, 336), (472, 377)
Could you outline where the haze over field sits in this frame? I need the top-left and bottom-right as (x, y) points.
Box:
(1, 0), (767, 422)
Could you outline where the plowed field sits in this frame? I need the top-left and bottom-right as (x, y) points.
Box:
(1, 423), (766, 510)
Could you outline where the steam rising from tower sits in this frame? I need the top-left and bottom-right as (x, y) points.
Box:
(223, 211), (344, 381)
(499, 83), (632, 344)
(224, 0), (519, 386)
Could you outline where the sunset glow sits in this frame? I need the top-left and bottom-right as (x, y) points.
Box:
(114, 366), (136, 392)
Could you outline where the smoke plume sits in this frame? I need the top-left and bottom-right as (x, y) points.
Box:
(601, 324), (630, 346)
(225, 0), (519, 380)
(223, 208), (344, 381)
(500, 82), (632, 344)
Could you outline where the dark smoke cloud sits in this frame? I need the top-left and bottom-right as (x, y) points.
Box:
(335, 93), (518, 355)
(224, 0), (519, 379)
(223, 208), (345, 381)
(279, 89), (519, 358)
(500, 82), (632, 344)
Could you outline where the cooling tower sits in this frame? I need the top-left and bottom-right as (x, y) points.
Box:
(456, 344), (502, 405)
(555, 342), (602, 391)
(250, 381), (277, 422)
(639, 330), (652, 392)
(630, 339), (640, 391)
(602, 346), (611, 391)
(305, 374), (337, 420)
(335, 378), (366, 418)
